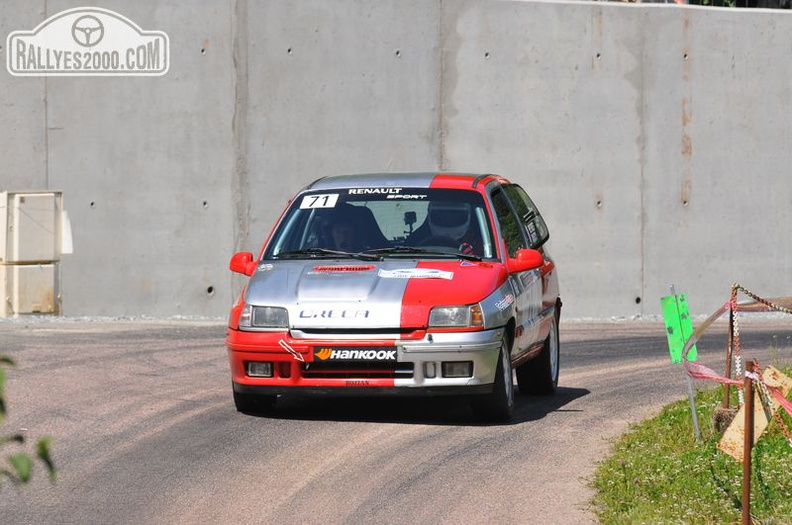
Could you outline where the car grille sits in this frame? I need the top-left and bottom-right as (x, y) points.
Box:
(302, 361), (414, 379)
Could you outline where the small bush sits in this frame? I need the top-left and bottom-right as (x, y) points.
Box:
(0, 356), (56, 485)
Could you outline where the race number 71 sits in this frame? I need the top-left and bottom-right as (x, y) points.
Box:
(299, 193), (339, 209)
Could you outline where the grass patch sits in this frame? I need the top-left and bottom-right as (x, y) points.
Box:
(591, 368), (792, 524)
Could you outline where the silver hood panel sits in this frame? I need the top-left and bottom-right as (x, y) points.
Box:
(244, 259), (510, 331)
(245, 261), (416, 329)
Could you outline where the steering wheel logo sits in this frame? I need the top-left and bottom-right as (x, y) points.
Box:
(71, 15), (104, 47)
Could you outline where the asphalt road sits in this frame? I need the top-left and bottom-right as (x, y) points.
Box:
(0, 317), (790, 524)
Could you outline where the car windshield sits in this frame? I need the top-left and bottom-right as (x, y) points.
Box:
(264, 188), (497, 260)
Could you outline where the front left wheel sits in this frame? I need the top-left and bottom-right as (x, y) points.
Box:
(471, 341), (514, 422)
(516, 313), (559, 395)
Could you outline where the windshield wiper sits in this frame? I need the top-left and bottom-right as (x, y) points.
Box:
(275, 248), (381, 261)
(364, 246), (481, 261)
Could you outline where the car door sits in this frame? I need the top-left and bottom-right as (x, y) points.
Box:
(489, 186), (543, 360)
(501, 183), (557, 340)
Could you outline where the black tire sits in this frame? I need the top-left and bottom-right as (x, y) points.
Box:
(516, 313), (559, 395)
(233, 390), (277, 415)
(471, 341), (515, 422)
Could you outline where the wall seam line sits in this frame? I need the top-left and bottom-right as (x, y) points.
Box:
(639, 8), (647, 315)
(438, 0), (446, 172)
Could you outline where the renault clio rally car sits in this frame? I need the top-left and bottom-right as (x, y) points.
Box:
(226, 172), (560, 421)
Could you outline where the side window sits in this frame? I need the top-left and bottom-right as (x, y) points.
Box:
(490, 189), (526, 258)
(503, 184), (549, 249)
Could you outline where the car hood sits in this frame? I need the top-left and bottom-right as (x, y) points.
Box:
(245, 259), (507, 330)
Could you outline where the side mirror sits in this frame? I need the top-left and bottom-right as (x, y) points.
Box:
(508, 248), (544, 273)
(230, 252), (256, 276)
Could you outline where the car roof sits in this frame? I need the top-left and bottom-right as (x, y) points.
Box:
(302, 172), (509, 192)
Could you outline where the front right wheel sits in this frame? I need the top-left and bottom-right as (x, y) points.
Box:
(233, 390), (277, 415)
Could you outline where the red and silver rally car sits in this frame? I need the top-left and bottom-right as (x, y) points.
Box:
(226, 172), (560, 421)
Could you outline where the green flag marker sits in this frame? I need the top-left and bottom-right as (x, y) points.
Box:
(661, 292), (698, 363)
(661, 288), (702, 440)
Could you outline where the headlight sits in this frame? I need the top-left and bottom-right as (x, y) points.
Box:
(428, 304), (484, 328)
(239, 305), (289, 330)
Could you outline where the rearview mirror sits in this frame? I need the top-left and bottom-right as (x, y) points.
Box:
(508, 248), (543, 273)
(230, 252), (256, 276)
(404, 211), (417, 234)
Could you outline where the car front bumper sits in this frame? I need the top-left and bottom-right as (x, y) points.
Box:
(227, 327), (505, 396)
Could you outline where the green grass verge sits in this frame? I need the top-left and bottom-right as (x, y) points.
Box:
(590, 368), (792, 524)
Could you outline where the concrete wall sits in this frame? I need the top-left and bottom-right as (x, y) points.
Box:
(1, 0), (790, 319)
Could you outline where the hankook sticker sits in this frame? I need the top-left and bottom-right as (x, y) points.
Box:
(377, 269), (454, 280)
(314, 347), (397, 361)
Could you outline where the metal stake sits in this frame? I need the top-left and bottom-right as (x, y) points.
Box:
(686, 375), (702, 441)
(742, 360), (755, 525)
(671, 285), (701, 441)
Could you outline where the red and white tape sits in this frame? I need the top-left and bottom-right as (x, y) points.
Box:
(683, 360), (792, 419)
